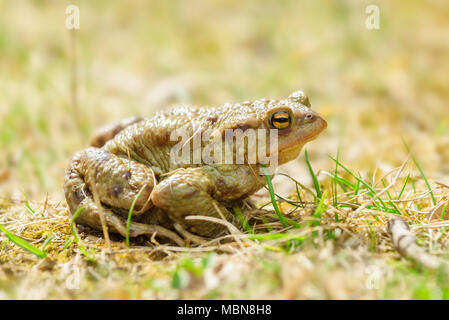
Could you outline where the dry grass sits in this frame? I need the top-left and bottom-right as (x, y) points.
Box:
(1, 0), (449, 299)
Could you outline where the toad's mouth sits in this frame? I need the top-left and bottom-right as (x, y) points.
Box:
(299, 118), (328, 143)
(301, 128), (325, 142)
(280, 127), (327, 151)
(274, 120), (327, 160)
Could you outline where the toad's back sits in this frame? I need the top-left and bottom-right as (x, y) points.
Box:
(102, 100), (273, 173)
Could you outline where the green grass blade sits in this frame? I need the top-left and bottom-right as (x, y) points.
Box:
(441, 203), (448, 220)
(330, 156), (387, 208)
(397, 173), (410, 200)
(261, 164), (288, 228)
(294, 181), (305, 208)
(41, 234), (54, 250)
(21, 191), (36, 216)
(411, 178), (420, 210)
(70, 207), (95, 262)
(0, 223), (47, 258)
(332, 148), (340, 207)
(286, 217), (301, 228)
(276, 172), (316, 203)
(247, 233), (289, 241)
(327, 172), (355, 191)
(234, 207), (254, 233)
(382, 180), (402, 215)
(63, 237), (74, 250)
(126, 186), (146, 247)
(402, 139), (437, 206)
(261, 216), (273, 232)
(261, 185), (304, 207)
(354, 179), (361, 196)
(248, 233), (306, 245)
(71, 206), (85, 222)
(310, 191), (327, 227)
(305, 149), (322, 200)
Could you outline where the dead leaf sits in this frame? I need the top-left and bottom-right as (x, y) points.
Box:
(428, 200), (449, 221)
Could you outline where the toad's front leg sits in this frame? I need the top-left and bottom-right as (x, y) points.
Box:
(150, 165), (265, 237)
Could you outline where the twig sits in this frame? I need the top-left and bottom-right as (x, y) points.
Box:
(186, 211), (247, 251)
(174, 223), (209, 245)
(92, 190), (111, 253)
(436, 181), (449, 190)
(387, 216), (441, 269)
(127, 222), (186, 247)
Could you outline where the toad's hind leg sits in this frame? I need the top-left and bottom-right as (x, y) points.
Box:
(63, 147), (184, 246)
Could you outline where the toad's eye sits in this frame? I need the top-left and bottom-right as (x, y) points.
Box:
(270, 111), (291, 129)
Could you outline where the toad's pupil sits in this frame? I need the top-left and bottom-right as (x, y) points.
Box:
(274, 117), (288, 122)
(271, 112), (291, 128)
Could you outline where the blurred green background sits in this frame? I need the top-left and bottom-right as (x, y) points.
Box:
(0, 0), (448, 200)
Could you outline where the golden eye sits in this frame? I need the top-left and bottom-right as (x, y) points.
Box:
(270, 111), (291, 129)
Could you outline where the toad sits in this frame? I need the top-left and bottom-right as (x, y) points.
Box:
(63, 91), (327, 245)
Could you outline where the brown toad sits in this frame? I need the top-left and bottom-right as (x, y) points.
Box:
(63, 91), (327, 245)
